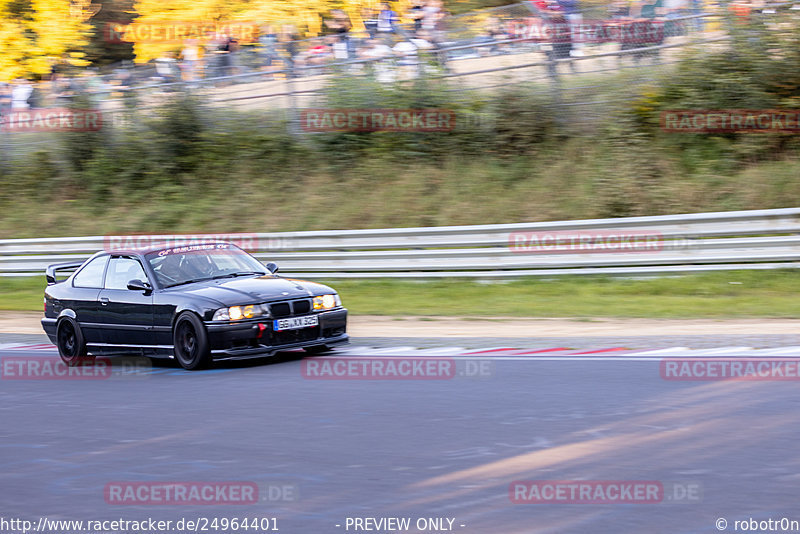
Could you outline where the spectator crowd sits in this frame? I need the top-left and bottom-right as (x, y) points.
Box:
(0, 0), (760, 114)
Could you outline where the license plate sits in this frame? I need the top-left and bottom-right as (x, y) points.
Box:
(273, 315), (319, 331)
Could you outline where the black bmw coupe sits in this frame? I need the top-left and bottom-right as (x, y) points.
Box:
(42, 242), (348, 369)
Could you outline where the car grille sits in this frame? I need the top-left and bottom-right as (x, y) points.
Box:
(269, 299), (312, 318)
(271, 326), (320, 346)
(270, 302), (291, 317)
(293, 299), (311, 315)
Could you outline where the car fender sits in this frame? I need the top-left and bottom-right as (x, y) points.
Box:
(57, 309), (77, 321)
(171, 303), (213, 328)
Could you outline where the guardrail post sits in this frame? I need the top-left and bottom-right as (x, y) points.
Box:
(285, 68), (301, 138)
(0, 112), (6, 174)
(546, 54), (566, 127)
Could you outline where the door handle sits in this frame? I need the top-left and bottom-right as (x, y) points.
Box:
(100, 297), (109, 305)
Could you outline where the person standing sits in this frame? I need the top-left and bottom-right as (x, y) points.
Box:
(422, 0), (441, 31)
(218, 33), (239, 77)
(359, 38), (395, 83)
(377, 2), (399, 35)
(280, 25), (300, 77)
(543, 4), (576, 76)
(155, 51), (179, 84)
(257, 26), (278, 69)
(362, 7), (379, 39)
(325, 10), (353, 60)
(11, 79), (33, 110)
(557, 0), (584, 56)
(181, 39), (201, 81)
(409, 2), (425, 32)
(394, 29), (435, 78)
(422, 0), (448, 44)
(0, 83), (11, 115)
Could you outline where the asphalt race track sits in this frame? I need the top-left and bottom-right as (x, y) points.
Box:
(2, 334), (800, 534)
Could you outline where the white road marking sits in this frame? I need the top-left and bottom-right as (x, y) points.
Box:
(330, 346), (378, 354)
(670, 346), (753, 356)
(461, 347), (520, 354)
(740, 346), (800, 356)
(317, 355), (665, 362)
(3, 343), (800, 363)
(351, 346), (419, 355)
(411, 347), (466, 355)
(316, 345), (800, 362)
(0, 343), (56, 351)
(626, 347), (690, 356)
(332, 346), (466, 356)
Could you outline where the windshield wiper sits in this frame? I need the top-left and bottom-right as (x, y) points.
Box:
(165, 278), (212, 288)
(212, 271), (266, 279)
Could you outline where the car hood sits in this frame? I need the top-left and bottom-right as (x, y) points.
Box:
(167, 276), (336, 307)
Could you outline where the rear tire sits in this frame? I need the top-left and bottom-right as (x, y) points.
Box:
(56, 317), (92, 366)
(173, 312), (211, 370)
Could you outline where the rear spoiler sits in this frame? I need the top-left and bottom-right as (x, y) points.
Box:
(45, 261), (85, 285)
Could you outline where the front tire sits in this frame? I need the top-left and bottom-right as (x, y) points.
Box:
(173, 312), (211, 370)
(56, 317), (91, 366)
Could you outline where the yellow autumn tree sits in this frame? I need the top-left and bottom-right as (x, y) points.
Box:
(0, 0), (95, 81)
(124, 0), (249, 64)
(0, 10), (28, 80)
(127, 0), (414, 64)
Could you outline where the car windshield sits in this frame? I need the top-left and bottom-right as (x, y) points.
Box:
(145, 244), (267, 288)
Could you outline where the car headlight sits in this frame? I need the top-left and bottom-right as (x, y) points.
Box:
(212, 304), (269, 321)
(313, 294), (341, 310)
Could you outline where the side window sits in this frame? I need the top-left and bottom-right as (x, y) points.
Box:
(72, 256), (109, 289)
(105, 257), (147, 290)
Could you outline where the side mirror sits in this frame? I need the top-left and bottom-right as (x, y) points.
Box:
(265, 262), (279, 274)
(127, 279), (152, 292)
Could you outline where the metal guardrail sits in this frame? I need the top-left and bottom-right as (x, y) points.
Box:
(2, 208), (800, 279)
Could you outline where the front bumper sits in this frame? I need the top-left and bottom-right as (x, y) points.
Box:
(205, 308), (348, 360)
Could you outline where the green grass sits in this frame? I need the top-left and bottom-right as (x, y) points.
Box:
(0, 277), (46, 312)
(3, 153), (800, 239)
(5, 270), (800, 318)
